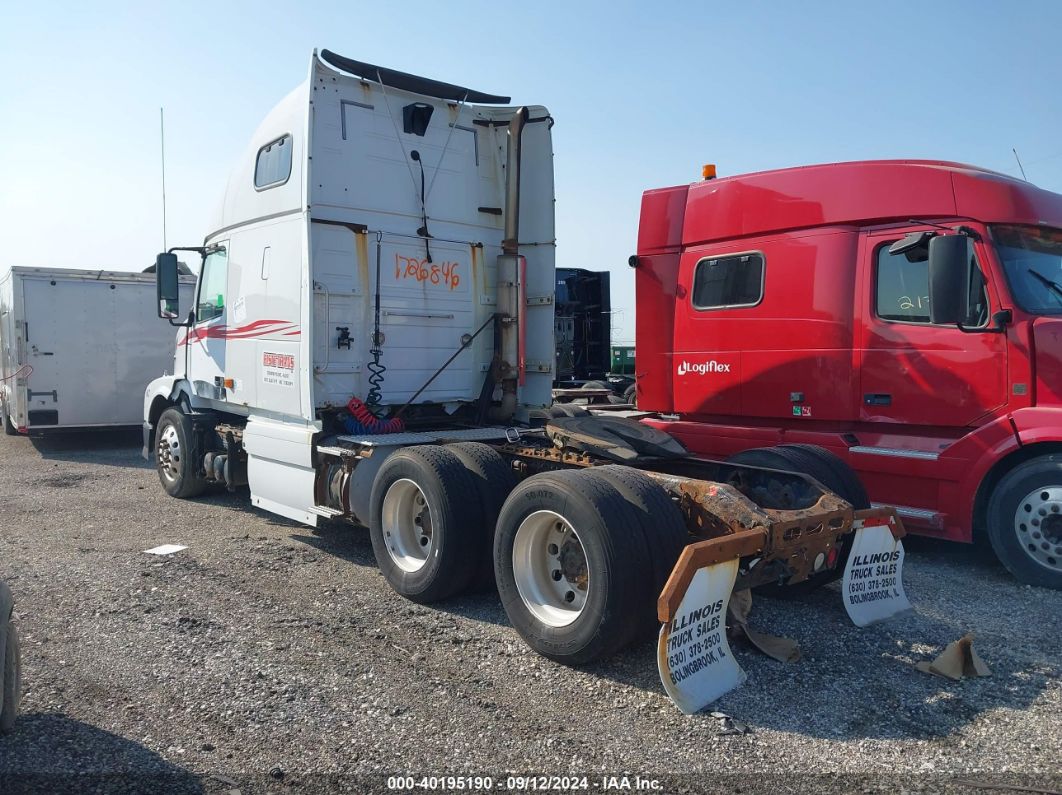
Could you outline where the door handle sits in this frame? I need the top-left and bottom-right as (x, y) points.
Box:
(864, 393), (892, 406)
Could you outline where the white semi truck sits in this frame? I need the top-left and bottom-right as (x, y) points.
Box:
(144, 50), (911, 711)
(0, 267), (194, 434)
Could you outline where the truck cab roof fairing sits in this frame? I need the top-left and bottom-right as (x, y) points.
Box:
(319, 49), (511, 105)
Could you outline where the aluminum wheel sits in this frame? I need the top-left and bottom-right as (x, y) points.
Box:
(1014, 486), (1062, 573)
(156, 422), (182, 483)
(381, 478), (434, 573)
(512, 510), (589, 628)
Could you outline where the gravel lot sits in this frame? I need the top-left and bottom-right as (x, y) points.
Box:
(0, 429), (1059, 794)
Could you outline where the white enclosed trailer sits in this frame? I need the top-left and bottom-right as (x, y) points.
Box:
(0, 267), (194, 434)
(143, 50), (909, 699)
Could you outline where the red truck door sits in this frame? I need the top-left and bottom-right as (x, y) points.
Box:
(858, 226), (1007, 428)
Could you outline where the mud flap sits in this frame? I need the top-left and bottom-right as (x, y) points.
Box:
(657, 559), (746, 714)
(842, 516), (912, 627)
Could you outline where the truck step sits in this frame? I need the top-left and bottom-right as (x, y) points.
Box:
(308, 505), (345, 518)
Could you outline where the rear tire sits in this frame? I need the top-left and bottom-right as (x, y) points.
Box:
(726, 444), (869, 594)
(986, 455), (1062, 590)
(155, 408), (209, 499)
(591, 465), (689, 634)
(446, 442), (517, 591)
(622, 384), (637, 408)
(494, 469), (651, 665)
(369, 445), (484, 604)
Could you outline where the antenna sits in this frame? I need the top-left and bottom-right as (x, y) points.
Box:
(1012, 148), (1028, 181)
(160, 107), (168, 250)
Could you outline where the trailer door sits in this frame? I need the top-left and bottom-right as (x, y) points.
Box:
(21, 276), (121, 427)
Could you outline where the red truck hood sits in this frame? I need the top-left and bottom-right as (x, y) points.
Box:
(1034, 318), (1062, 406)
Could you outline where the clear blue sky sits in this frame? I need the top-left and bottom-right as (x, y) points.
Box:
(2, 1), (1061, 343)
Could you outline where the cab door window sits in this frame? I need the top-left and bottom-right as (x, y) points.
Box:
(196, 246), (228, 323)
(875, 238), (988, 327)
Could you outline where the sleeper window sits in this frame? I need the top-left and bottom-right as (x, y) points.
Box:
(692, 253), (764, 309)
(254, 135), (292, 189)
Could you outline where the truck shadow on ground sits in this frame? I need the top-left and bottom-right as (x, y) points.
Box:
(291, 521), (514, 627)
(0, 713), (203, 793)
(28, 428), (151, 471)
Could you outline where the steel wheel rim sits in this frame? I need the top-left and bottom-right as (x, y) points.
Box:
(1014, 486), (1062, 573)
(157, 423), (181, 482)
(512, 510), (589, 628)
(382, 478), (434, 573)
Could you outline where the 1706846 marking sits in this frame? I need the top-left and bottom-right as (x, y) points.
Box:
(394, 254), (460, 291)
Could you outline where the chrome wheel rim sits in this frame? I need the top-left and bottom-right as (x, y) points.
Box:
(381, 478), (433, 573)
(157, 423), (181, 482)
(1014, 486), (1062, 573)
(512, 510), (589, 628)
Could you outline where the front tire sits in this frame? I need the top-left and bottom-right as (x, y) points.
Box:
(155, 407), (209, 499)
(986, 455), (1062, 590)
(494, 469), (651, 665)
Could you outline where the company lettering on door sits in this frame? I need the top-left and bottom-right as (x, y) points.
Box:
(262, 351), (296, 389)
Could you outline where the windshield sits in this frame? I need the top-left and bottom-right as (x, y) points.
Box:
(992, 224), (1062, 315)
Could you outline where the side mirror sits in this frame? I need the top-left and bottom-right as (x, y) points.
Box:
(155, 252), (181, 319)
(927, 235), (968, 325)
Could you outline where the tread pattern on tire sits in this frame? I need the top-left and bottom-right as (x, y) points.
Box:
(986, 454), (1062, 590)
(156, 407), (209, 499)
(446, 442), (517, 591)
(369, 445), (484, 603)
(494, 468), (652, 665)
(777, 444), (870, 508)
(588, 465), (689, 633)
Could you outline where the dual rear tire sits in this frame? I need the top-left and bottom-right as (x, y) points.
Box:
(368, 451), (690, 665)
(493, 468), (680, 665)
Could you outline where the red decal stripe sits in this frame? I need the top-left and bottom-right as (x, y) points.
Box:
(178, 319), (300, 346)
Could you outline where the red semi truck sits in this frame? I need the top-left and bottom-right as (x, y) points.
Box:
(635, 160), (1062, 590)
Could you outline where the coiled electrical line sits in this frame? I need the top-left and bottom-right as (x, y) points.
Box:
(365, 231), (386, 407)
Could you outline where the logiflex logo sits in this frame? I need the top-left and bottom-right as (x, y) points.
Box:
(676, 359), (732, 375)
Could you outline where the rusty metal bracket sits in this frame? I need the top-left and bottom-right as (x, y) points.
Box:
(657, 528), (767, 623)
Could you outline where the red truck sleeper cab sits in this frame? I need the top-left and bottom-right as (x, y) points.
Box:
(636, 160), (1062, 589)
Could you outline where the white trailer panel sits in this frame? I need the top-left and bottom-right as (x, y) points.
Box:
(0, 267), (194, 432)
